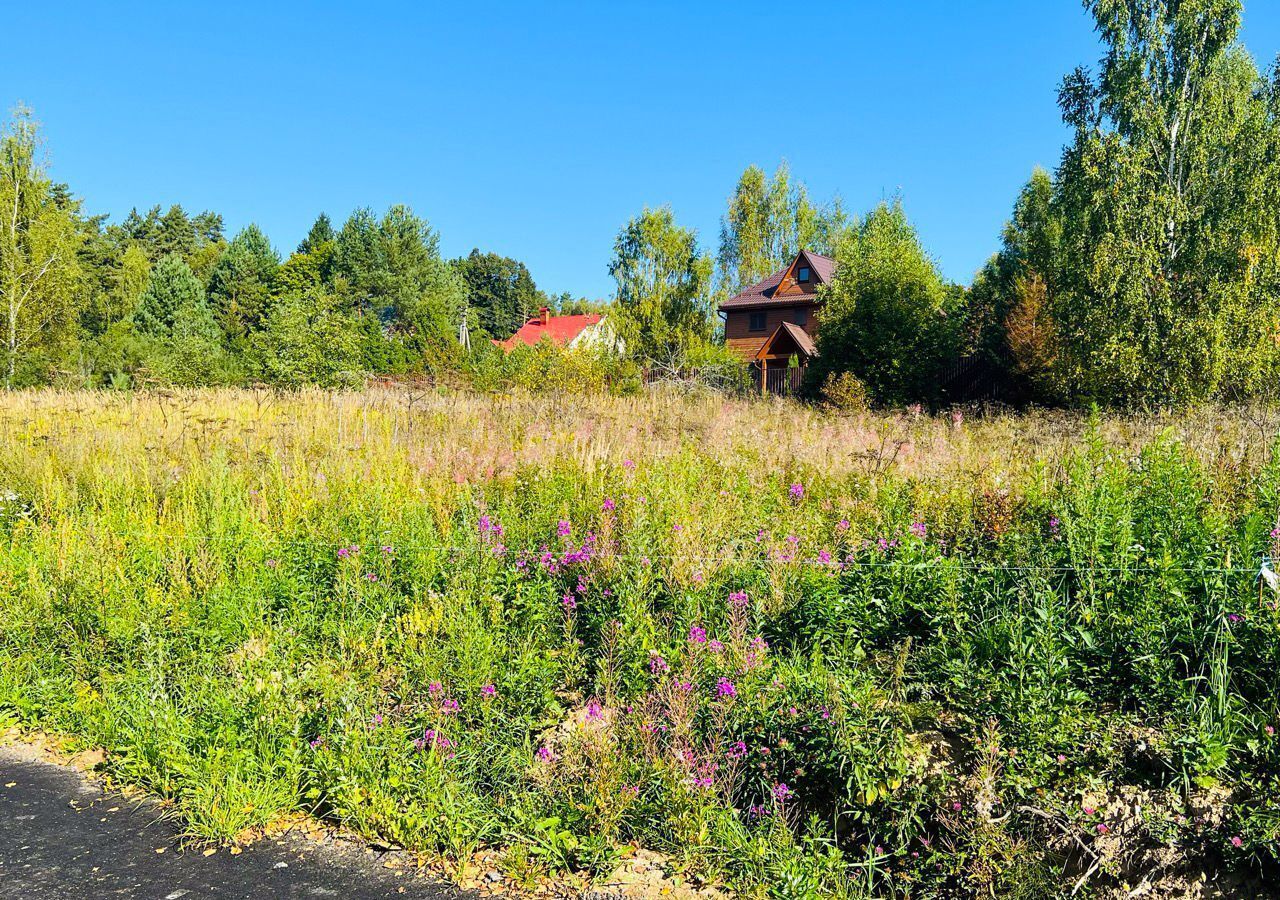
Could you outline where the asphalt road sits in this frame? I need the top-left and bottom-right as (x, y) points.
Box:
(0, 748), (468, 899)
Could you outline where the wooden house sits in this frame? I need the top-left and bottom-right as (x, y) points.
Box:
(719, 250), (834, 395)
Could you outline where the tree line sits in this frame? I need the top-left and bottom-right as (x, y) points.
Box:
(4, 0), (1280, 405)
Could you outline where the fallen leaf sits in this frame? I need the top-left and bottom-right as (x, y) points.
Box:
(203, 848), (217, 857)
(229, 846), (242, 855)
(155, 848), (166, 854)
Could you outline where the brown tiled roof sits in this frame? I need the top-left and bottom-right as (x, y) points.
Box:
(779, 321), (818, 357)
(755, 321), (818, 360)
(719, 250), (837, 310)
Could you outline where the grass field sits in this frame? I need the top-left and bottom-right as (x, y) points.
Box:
(2, 388), (1280, 898)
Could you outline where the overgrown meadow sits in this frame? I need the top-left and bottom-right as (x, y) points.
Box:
(2, 389), (1280, 898)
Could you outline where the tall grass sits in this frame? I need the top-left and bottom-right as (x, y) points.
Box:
(2, 388), (1279, 897)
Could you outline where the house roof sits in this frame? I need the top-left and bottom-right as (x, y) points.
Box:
(757, 321), (818, 360)
(495, 312), (604, 351)
(720, 250), (837, 310)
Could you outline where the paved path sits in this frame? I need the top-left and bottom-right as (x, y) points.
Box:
(0, 747), (468, 899)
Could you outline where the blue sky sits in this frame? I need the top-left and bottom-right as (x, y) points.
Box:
(6, 2), (1280, 299)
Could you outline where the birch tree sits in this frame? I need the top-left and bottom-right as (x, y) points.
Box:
(0, 106), (81, 388)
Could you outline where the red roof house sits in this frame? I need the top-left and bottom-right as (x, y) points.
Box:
(494, 307), (617, 352)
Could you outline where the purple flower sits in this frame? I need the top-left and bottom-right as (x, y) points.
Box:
(428, 681), (443, 695)
(622, 459), (636, 471)
(556, 520), (572, 538)
(1231, 835), (1243, 848)
(728, 590), (749, 608)
(648, 653), (670, 675)
(837, 519), (850, 532)
(480, 684), (497, 698)
(708, 639), (724, 653)
(363, 572), (378, 581)
(909, 521), (927, 539)
(726, 741), (748, 760)
(716, 678), (737, 700)
(771, 782), (793, 801)
(817, 548), (832, 565)
(561, 592), (577, 611)
(688, 625), (708, 644)
(602, 497), (616, 512)
(381, 545), (395, 554)
(440, 698), (460, 715)
(536, 745), (555, 761)
(308, 737), (324, 749)
(585, 699), (604, 720)
(337, 545), (358, 559)
(789, 483), (804, 501)
(265, 558), (279, 568)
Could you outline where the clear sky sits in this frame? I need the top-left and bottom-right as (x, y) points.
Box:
(6, 1), (1280, 299)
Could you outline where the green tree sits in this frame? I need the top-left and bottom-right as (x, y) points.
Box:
(334, 205), (464, 372)
(0, 106), (83, 388)
(250, 290), (364, 387)
(608, 206), (713, 362)
(1043, 0), (1280, 403)
(207, 224), (280, 341)
(133, 254), (206, 337)
(810, 201), (960, 404)
(297, 212), (335, 256)
(716, 162), (848, 296)
(453, 249), (542, 339)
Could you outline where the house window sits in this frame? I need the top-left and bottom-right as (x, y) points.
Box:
(798, 266), (811, 283)
(794, 307), (808, 326)
(748, 312), (767, 332)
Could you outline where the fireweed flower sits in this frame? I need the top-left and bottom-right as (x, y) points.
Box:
(622, 459), (636, 471)
(363, 572), (378, 581)
(817, 548), (832, 565)
(648, 653), (670, 675)
(381, 545), (395, 554)
(716, 678), (737, 699)
(585, 699), (604, 720)
(708, 639), (724, 653)
(561, 592), (577, 611)
(837, 519), (850, 532)
(440, 698), (460, 715)
(772, 783), (793, 801)
(536, 745), (555, 762)
(688, 625), (708, 644)
(556, 520), (572, 538)
(428, 681), (443, 696)
(909, 521), (927, 539)
(789, 483), (804, 501)
(308, 737), (324, 749)
(480, 684), (497, 698)
(728, 590), (749, 608)
(1231, 836), (1244, 848)
(337, 545), (358, 559)
(602, 497), (616, 512)
(726, 741), (748, 759)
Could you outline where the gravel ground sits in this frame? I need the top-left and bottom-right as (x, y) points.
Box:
(0, 745), (469, 899)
